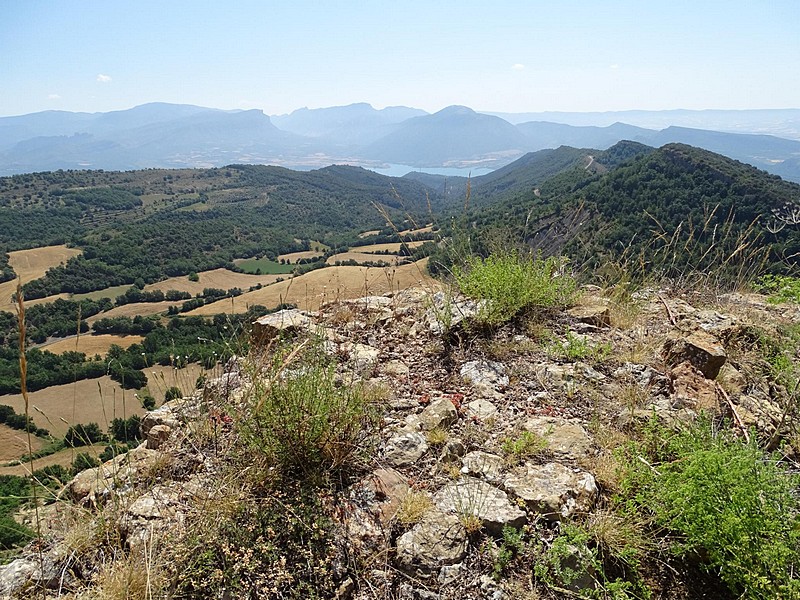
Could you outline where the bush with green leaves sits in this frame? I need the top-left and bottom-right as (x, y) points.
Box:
(454, 251), (576, 326)
(64, 422), (106, 447)
(239, 342), (378, 480)
(757, 274), (800, 304)
(71, 452), (100, 475)
(620, 419), (800, 599)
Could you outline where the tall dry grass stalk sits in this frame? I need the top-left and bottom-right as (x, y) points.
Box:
(16, 280), (44, 597)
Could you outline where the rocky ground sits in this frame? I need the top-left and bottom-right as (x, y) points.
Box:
(2, 284), (798, 599)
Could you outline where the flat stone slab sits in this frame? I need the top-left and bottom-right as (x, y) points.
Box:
(504, 462), (597, 520)
(434, 477), (526, 534)
(461, 451), (504, 482)
(522, 416), (594, 460)
(395, 510), (467, 575)
(460, 360), (509, 390)
(252, 308), (313, 342)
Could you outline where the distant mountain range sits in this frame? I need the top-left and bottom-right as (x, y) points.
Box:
(2, 102), (800, 182)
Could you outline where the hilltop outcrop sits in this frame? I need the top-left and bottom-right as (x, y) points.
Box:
(2, 284), (798, 599)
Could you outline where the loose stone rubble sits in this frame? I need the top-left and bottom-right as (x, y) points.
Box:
(3, 285), (798, 599)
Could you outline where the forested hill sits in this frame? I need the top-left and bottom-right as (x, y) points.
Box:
(473, 142), (800, 278)
(0, 164), (443, 294)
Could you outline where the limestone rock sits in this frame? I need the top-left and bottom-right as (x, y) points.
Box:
(425, 292), (485, 334)
(146, 424), (172, 450)
(460, 360), (509, 391)
(383, 430), (429, 466)
(384, 360), (410, 378)
(567, 302), (611, 328)
(418, 397), (459, 431)
(140, 396), (201, 438)
(252, 308), (313, 343)
(461, 451), (504, 482)
(67, 445), (162, 506)
(395, 510), (467, 575)
(504, 463), (597, 520)
(343, 468), (409, 557)
(465, 399), (498, 421)
(341, 342), (380, 375)
(434, 478), (526, 534)
(522, 417), (594, 460)
(663, 330), (726, 379)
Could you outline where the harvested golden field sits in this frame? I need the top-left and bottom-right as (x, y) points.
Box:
(189, 259), (436, 314)
(350, 241), (425, 253)
(0, 364), (208, 438)
(85, 301), (178, 323)
(0, 443), (107, 476)
(0, 245), (82, 310)
(144, 268), (284, 296)
(277, 250), (324, 264)
(39, 334), (145, 357)
(327, 252), (402, 266)
(358, 229), (380, 238)
(0, 424), (45, 463)
(398, 224), (434, 236)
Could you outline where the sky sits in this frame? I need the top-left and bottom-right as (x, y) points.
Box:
(2, 0), (799, 117)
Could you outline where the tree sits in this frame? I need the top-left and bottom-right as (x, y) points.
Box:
(164, 386), (183, 402)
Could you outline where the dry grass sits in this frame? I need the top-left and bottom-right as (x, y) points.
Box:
(397, 225), (434, 236)
(188, 259), (436, 314)
(0, 423), (45, 462)
(143, 267), (284, 296)
(0, 245), (82, 310)
(395, 490), (434, 526)
(358, 229), (381, 238)
(39, 334), (145, 357)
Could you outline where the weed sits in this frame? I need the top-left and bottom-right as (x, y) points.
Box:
(454, 251), (576, 326)
(395, 490), (433, 527)
(757, 274), (800, 304)
(501, 430), (548, 465)
(238, 339), (379, 480)
(549, 328), (611, 362)
(426, 427), (448, 446)
(619, 418), (800, 599)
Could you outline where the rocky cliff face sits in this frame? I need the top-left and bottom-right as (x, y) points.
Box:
(2, 286), (797, 599)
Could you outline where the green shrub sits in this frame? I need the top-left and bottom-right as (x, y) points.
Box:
(240, 343), (378, 479)
(758, 274), (800, 304)
(64, 422), (106, 447)
(71, 452), (100, 475)
(164, 386), (183, 402)
(621, 420), (800, 599)
(454, 251), (576, 326)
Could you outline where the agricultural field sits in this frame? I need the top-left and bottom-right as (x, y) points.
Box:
(277, 250), (324, 264)
(0, 443), (108, 476)
(0, 245), (82, 310)
(232, 258), (295, 275)
(350, 240), (426, 253)
(144, 268), (285, 295)
(327, 252), (401, 266)
(38, 334), (145, 358)
(189, 259), (436, 314)
(72, 285), (132, 301)
(85, 301), (179, 323)
(0, 364), (207, 438)
(0, 424), (44, 463)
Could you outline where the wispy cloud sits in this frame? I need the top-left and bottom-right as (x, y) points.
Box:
(47, 93), (61, 100)
(610, 64), (620, 70)
(511, 63), (525, 71)
(96, 73), (112, 83)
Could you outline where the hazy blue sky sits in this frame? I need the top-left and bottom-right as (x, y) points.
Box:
(2, 0), (798, 117)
